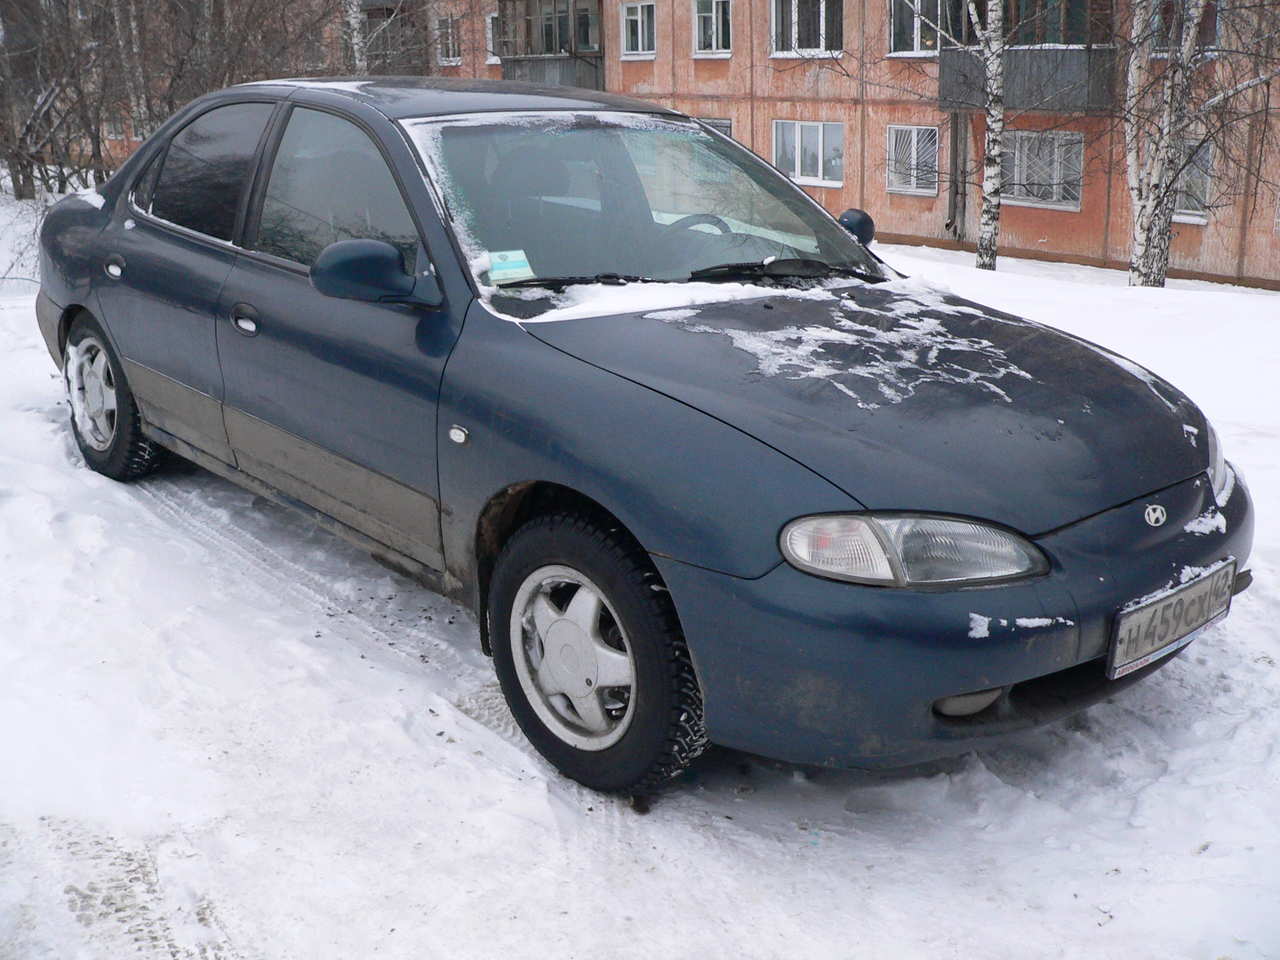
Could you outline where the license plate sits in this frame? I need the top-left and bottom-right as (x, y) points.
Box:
(1108, 561), (1236, 679)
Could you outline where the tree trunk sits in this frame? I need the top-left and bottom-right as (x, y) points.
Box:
(343, 0), (369, 76)
(969, 0), (1005, 271)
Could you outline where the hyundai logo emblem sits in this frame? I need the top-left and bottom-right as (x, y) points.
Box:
(1144, 504), (1168, 527)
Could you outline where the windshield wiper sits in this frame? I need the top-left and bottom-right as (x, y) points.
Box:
(687, 258), (885, 285)
(496, 272), (653, 290)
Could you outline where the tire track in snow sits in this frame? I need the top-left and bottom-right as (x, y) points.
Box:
(125, 469), (618, 807)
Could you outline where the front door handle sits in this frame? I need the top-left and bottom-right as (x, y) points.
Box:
(104, 254), (125, 279)
(231, 303), (259, 336)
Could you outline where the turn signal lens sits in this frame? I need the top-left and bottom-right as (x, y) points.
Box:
(780, 515), (896, 584)
(780, 514), (1048, 587)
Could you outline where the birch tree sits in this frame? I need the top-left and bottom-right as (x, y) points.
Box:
(1119, 0), (1280, 286)
(342, 0), (370, 75)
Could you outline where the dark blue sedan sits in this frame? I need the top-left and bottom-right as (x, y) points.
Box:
(37, 79), (1254, 792)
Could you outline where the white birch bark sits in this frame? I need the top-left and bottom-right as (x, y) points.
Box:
(968, 0), (1005, 271)
(343, 0), (370, 76)
(1123, 0), (1210, 286)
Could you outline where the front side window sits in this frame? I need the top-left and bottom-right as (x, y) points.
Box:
(149, 101), (274, 242)
(254, 107), (420, 269)
(695, 0), (731, 53)
(773, 0), (842, 54)
(773, 119), (843, 186)
(402, 112), (883, 299)
(1001, 130), (1083, 209)
(1173, 140), (1212, 220)
(622, 1), (656, 55)
(437, 16), (463, 64)
(887, 124), (939, 194)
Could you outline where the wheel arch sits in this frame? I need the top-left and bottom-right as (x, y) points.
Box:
(473, 480), (657, 656)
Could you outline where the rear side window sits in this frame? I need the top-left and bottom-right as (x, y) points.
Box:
(254, 107), (420, 268)
(150, 102), (274, 242)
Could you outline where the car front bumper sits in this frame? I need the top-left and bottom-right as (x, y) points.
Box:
(656, 468), (1254, 769)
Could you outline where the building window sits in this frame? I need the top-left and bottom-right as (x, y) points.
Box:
(773, 119), (843, 186)
(364, 7), (412, 70)
(437, 16), (463, 64)
(105, 116), (126, 140)
(1001, 130), (1083, 209)
(695, 0), (731, 53)
(698, 117), (733, 138)
(1154, 0), (1217, 50)
(891, 0), (945, 53)
(773, 0), (842, 54)
(887, 124), (939, 195)
(1173, 140), (1212, 222)
(497, 0), (600, 56)
(1008, 0), (1093, 44)
(622, 1), (656, 56)
(486, 11), (502, 62)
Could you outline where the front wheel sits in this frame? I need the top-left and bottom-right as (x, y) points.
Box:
(489, 513), (707, 793)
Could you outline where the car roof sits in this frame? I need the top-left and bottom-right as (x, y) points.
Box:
(233, 77), (683, 121)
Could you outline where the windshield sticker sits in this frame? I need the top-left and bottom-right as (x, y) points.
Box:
(488, 250), (535, 284)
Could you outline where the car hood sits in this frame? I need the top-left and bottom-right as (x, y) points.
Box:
(521, 278), (1209, 535)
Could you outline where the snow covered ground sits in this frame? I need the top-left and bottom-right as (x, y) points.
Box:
(2, 201), (1278, 958)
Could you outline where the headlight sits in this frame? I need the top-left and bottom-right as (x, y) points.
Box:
(1205, 422), (1230, 503)
(780, 514), (1048, 587)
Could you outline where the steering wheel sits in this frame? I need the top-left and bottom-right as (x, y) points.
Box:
(662, 213), (733, 236)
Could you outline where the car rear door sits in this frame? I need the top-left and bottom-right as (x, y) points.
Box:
(214, 103), (460, 571)
(95, 100), (277, 464)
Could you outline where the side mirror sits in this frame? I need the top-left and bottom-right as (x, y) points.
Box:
(310, 239), (417, 302)
(838, 208), (875, 246)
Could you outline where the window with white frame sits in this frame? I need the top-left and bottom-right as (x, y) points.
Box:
(891, 0), (945, 53)
(773, 120), (843, 185)
(485, 12), (501, 62)
(1173, 140), (1212, 221)
(695, 0), (731, 53)
(622, 1), (656, 56)
(105, 116), (125, 140)
(887, 125), (939, 194)
(437, 16), (462, 65)
(773, 0), (842, 54)
(1001, 130), (1083, 209)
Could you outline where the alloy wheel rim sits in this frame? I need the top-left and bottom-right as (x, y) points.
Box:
(65, 336), (118, 452)
(509, 565), (637, 751)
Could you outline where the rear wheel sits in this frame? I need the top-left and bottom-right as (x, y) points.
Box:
(64, 315), (162, 481)
(489, 512), (707, 793)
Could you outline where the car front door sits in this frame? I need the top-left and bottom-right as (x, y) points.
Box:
(95, 100), (277, 464)
(215, 104), (459, 571)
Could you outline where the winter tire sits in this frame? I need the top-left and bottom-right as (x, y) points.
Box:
(489, 512), (708, 793)
(64, 314), (163, 481)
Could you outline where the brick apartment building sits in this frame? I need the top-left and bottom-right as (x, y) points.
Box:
(418, 0), (1280, 288)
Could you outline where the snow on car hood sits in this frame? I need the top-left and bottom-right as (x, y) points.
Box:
(522, 277), (1210, 535)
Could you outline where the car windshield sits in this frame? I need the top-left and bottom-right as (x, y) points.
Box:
(401, 111), (885, 289)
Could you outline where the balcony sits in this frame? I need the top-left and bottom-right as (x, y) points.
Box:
(500, 53), (603, 90)
(938, 46), (1116, 114)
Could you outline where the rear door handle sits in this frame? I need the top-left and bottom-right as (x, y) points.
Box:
(104, 254), (125, 279)
(231, 303), (259, 336)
